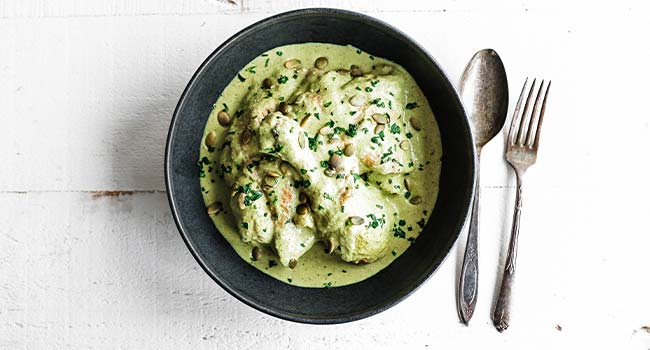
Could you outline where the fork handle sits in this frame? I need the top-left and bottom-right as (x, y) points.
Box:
(493, 174), (524, 332)
(458, 171), (480, 324)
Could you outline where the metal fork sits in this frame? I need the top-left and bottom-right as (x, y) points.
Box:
(492, 78), (551, 332)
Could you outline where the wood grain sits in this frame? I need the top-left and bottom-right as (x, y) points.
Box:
(1, 2), (650, 348)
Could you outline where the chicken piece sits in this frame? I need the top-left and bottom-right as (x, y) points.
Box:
(229, 172), (274, 245)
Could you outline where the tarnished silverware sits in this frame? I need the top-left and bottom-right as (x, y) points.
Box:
(457, 49), (509, 324)
(493, 78), (551, 332)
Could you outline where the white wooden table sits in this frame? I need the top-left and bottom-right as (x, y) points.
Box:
(2, 1), (649, 348)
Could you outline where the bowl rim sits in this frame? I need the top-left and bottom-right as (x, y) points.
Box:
(165, 7), (476, 324)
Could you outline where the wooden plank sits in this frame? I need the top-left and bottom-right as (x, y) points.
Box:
(2, 189), (646, 349)
(5, 9), (648, 191)
(1, 0), (642, 18)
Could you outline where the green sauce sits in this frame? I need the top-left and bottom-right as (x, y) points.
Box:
(199, 43), (442, 288)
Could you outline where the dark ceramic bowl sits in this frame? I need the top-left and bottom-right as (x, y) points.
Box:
(165, 8), (475, 324)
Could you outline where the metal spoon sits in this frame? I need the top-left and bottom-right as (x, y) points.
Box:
(457, 49), (509, 325)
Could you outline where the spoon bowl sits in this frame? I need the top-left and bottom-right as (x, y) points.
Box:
(459, 49), (509, 152)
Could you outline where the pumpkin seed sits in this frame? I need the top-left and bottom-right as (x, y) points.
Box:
(410, 117), (422, 131)
(241, 129), (253, 145)
(262, 77), (274, 89)
(326, 238), (336, 254)
(350, 64), (363, 77)
(343, 143), (355, 157)
(267, 170), (281, 178)
(336, 68), (350, 75)
(399, 140), (410, 150)
(278, 101), (291, 114)
(237, 193), (246, 209)
(374, 124), (385, 135)
(205, 131), (217, 148)
(251, 246), (261, 261)
(349, 95), (366, 107)
(329, 153), (342, 170)
(299, 192), (308, 204)
(289, 259), (297, 269)
(207, 202), (222, 215)
(296, 204), (310, 215)
(263, 175), (277, 187)
(280, 161), (292, 175)
(298, 132), (306, 149)
(409, 196), (423, 205)
(372, 113), (389, 125)
(314, 57), (328, 69)
(217, 111), (231, 127)
(404, 178), (412, 192)
(348, 216), (365, 225)
(284, 58), (302, 69)
(300, 114), (311, 127)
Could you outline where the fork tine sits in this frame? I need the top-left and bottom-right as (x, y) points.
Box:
(507, 78), (529, 145)
(525, 80), (545, 147)
(516, 79), (537, 145)
(532, 80), (551, 149)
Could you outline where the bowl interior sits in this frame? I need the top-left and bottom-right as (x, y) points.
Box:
(166, 8), (475, 324)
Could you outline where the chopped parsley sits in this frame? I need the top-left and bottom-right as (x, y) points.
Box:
(264, 144), (284, 154)
(393, 227), (406, 238)
(308, 134), (319, 151)
(324, 101), (332, 107)
(370, 98), (385, 108)
(366, 213), (386, 229)
(245, 66), (256, 74)
(237, 73), (246, 82)
(241, 222), (249, 229)
(346, 124), (358, 137)
(276, 51), (283, 56)
(390, 123), (401, 134)
(277, 75), (289, 84)
(405, 102), (419, 109)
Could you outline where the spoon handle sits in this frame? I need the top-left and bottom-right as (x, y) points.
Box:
(458, 170), (480, 324)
